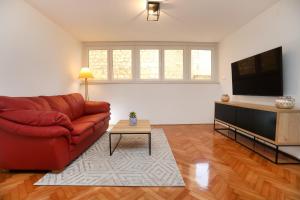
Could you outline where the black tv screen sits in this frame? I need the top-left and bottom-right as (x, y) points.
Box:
(231, 47), (283, 96)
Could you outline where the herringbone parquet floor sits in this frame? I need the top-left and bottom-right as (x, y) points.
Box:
(1, 125), (300, 200)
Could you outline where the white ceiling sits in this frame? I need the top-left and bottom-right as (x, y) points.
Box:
(26, 0), (279, 42)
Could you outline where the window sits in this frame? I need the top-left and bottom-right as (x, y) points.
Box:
(191, 50), (212, 80)
(84, 42), (216, 83)
(164, 50), (183, 80)
(112, 50), (132, 80)
(139, 49), (159, 79)
(88, 50), (108, 80)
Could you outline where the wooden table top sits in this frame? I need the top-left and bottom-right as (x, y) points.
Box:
(110, 120), (151, 134)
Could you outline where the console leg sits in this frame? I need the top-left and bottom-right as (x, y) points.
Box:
(213, 119), (216, 130)
(275, 146), (279, 164)
(234, 128), (237, 141)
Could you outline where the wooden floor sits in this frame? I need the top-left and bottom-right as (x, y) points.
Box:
(1, 125), (300, 200)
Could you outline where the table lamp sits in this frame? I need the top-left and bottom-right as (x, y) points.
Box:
(79, 66), (94, 100)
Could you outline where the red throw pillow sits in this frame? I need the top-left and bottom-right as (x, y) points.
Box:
(0, 110), (73, 131)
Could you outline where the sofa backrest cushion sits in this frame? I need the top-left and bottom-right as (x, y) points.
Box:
(0, 96), (51, 111)
(40, 96), (73, 119)
(62, 93), (85, 120)
(27, 97), (52, 110)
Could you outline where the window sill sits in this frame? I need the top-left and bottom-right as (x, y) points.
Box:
(81, 80), (220, 85)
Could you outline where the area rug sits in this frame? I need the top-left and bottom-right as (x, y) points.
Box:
(35, 128), (185, 186)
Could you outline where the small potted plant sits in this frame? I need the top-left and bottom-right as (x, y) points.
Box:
(129, 111), (137, 126)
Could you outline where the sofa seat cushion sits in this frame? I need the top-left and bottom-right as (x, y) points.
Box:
(71, 121), (94, 136)
(41, 96), (73, 119)
(62, 93), (85, 120)
(74, 113), (110, 125)
(71, 125), (94, 144)
(94, 121), (105, 131)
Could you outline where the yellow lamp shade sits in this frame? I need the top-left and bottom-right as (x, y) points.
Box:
(79, 67), (94, 79)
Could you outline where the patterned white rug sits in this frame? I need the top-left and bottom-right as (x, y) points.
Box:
(35, 128), (185, 186)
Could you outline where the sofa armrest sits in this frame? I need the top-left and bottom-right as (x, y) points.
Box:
(84, 101), (110, 115)
(0, 110), (73, 131)
(0, 118), (71, 140)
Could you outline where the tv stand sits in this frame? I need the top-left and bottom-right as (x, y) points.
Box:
(214, 101), (300, 164)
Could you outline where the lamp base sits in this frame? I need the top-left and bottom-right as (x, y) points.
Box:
(84, 78), (89, 100)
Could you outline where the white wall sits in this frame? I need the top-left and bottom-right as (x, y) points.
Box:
(219, 0), (300, 107)
(219, 0), (300, 158)
(82, 83), (221, 125)
(0, 0), (81, 96)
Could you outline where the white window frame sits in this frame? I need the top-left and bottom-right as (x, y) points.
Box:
(137, 47), (161, 81)
(86, 47), (110, 81)
(190, 46), (216, 81)
(111, 47), (134, 81)
(162, 46), (186, 80)
(82, 42), (218, 84)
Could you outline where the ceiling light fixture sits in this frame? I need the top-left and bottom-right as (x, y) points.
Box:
(147, 1), (160, 21)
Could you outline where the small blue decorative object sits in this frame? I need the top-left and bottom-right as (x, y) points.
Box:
(129, 111), (137, 126)
(129, 117), (137, 126)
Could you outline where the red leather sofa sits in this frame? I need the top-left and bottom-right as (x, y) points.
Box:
(0, 93), (110, 171)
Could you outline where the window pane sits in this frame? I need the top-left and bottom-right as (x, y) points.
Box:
(164, 50), (183, 79)
(191, 50), (212, 80)
(88, 50), (108, 80)
(140, 49), (159, 79)
(113, 50), (132, 80)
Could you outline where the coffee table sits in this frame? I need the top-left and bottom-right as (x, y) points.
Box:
(109, 120), (151, 156)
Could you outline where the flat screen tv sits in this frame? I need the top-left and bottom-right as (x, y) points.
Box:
(231, 47), (283, 96)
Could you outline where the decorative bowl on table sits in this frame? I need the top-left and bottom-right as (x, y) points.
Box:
(275, 96), (295, 109)
(221, 94), (230, 102)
